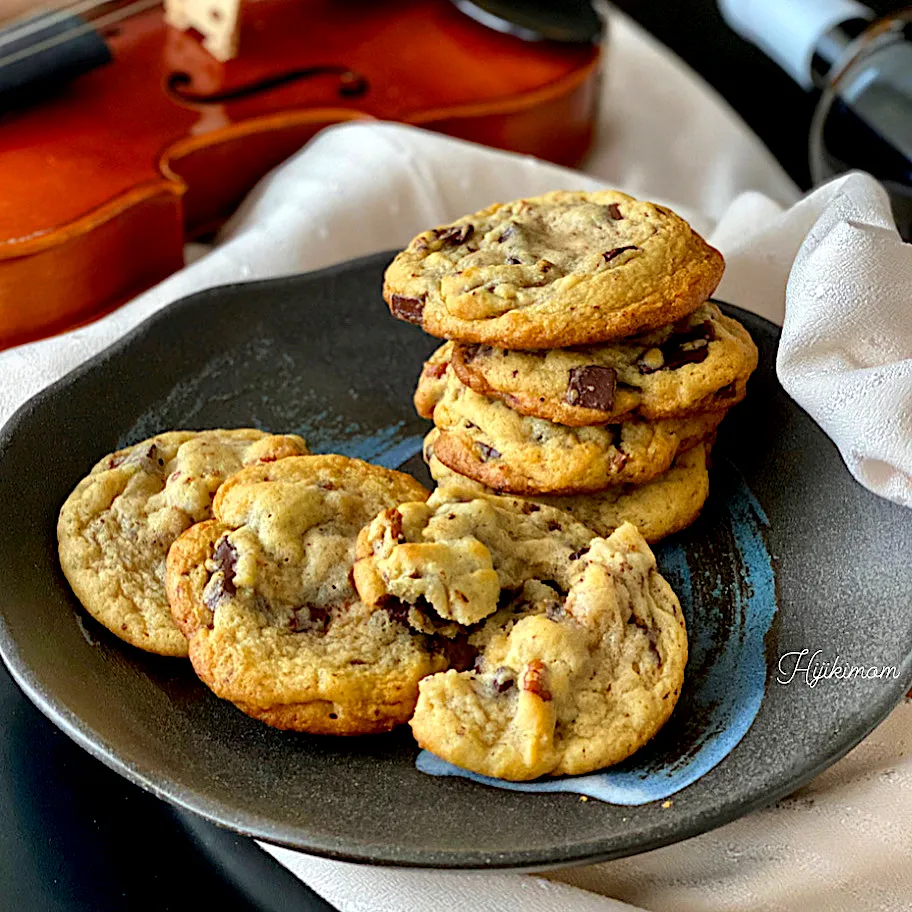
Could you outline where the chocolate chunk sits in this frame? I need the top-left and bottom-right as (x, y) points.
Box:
(448, 637), (479, 671)
(204, 537), (238, 611)
(605, 203), (623, 220)
(390, 294), (426, 324)
(290, 604), (330, 633)
(426, 632), (477, 670)
(568, 547), (589, 561)
(491, 666), (515, 694)
(566, 365), (617, 412)
(477, 443), (501, 461)
(519, 503), (541, 514)
(643, 320), (715, 372)
(460, 343), (482, 363)
(213, 537), (238, 593)
(602, 245), (638, 264)
(546, 519), (562, 532)
(496, 225), (516, 243)
(436, 224), (474, 245)
(522, 659), (552, 702)
(663, 341), (710, 370)
(674, 320), (716, 344)
(505, 256), (522, 265)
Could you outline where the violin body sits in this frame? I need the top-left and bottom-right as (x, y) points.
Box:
(0, 0), (600, 349)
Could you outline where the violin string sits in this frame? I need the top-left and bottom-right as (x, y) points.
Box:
(0, 0), (158, 49)
(0, 0), (161, 55)
(0, 2), (109, 48)
(0, 0), (133, 41)
(0, 0), (161, 69)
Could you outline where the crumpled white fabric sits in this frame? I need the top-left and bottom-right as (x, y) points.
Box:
(2, 10), (911, 912)
(713, 174), (912, 507)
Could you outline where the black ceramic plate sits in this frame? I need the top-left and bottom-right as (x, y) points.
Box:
(0, 251), (910, 871)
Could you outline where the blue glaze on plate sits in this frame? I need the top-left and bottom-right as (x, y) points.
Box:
(417, 460), (777, 804)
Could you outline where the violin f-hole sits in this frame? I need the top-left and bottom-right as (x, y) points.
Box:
(167, 65), (368, 104)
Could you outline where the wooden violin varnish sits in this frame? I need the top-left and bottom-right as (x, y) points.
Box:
(0, 0), (603, 350)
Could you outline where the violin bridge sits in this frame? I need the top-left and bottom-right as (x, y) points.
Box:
(164, 0), (241, 62)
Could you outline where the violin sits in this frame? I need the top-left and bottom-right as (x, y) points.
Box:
(0, 0), (601, 350)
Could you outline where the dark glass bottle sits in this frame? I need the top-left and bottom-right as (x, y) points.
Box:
(810, 11), (912, 239)
(720, 1), (912, 240)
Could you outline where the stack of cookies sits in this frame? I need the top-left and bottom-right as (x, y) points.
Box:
(383, 190), (759, 541)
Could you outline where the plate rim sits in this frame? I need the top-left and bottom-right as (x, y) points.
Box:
(1, 251), (911, 870)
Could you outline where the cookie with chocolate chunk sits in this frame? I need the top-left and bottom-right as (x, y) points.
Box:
(430, 371), (723, 494)
(384, 190), (723, 349)
(410, 522), (688, 780)
(424, 430), (711, 543)
(165, 455), (447, 734)
(435, 304), (757, 425)
(58, 429), (309, 657)
(353, 484), (597, 633)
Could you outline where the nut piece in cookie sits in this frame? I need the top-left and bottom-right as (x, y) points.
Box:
(165, 454), (448, 734)
(353, 485), (596, 633)
(383, 190), (724, 349)
(57, 429), (309, 657)
(424, 430), (711, 544)
(410, 522), (688, 780)
(445, 304), (758, 425)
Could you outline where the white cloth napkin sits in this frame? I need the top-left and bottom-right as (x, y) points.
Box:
(2, 10), (911, 912)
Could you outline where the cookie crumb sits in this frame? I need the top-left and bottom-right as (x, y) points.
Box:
(661, 800), (673, 809)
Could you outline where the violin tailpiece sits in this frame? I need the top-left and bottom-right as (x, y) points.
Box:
(164, 0), (241, 62)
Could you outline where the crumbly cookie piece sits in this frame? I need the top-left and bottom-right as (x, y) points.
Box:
(431, 373), (723, 494)
(383, 190), (724, 349)
(58, 429), (308, 657)
(165, 455), (448, 734)
(439, 304), (758, 425)
(353, 486), (596, 633)
(414, 343), (452, 420)
(410, 523), (688, 780)
(424, 431), (711, 543)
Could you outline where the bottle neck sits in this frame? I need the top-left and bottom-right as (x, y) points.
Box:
(810, 16), (873, 87)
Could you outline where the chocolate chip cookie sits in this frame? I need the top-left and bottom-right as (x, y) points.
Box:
(432, 303), (757, 425)
(410, 522), (688, 780)
(431, 372), (723, 494)
(384, 190), (724, 350)
(165, 455), (448, 734)
(424, 430), (711, 543)
(353, 485), (597, 632)
(58, 429), (309, 657)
